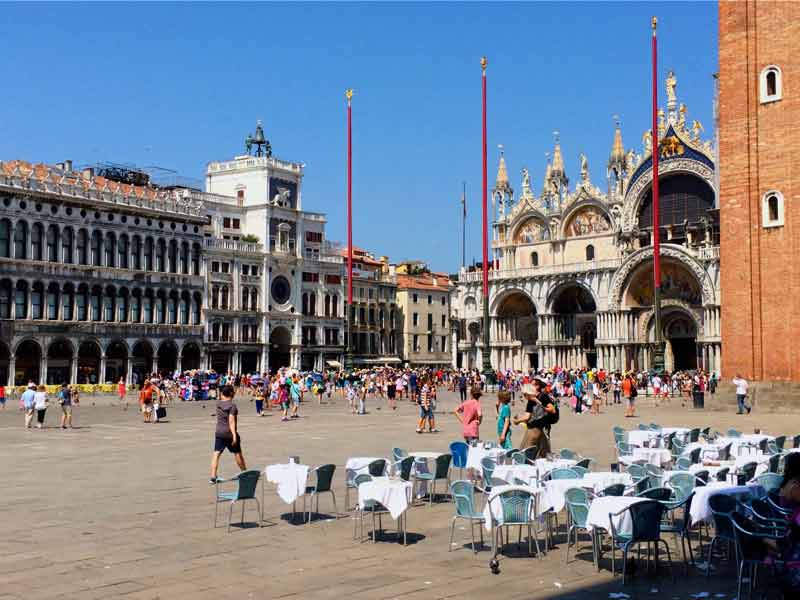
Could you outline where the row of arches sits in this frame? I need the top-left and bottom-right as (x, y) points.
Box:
(302, 292), (341, 317)
(0, 279), (203, 325)
(0, 218), (202, 275)
(0, 338), (202, 386)
(209, 285), (259, 312)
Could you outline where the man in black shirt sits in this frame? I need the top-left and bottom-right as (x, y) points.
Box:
(514, 378), (555, 458)
(209, 384), (247, 484)
(457, 373), (468, 402)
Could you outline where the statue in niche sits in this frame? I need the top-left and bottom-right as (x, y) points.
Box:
(665, 70), (677, 104)
(521, 167), (532, 197)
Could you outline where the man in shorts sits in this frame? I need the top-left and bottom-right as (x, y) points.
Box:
(58, 383), (73, 429)
(209, 384), (246, 484)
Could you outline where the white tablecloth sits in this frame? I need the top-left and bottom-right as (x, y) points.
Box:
(582, 472), (633, 491)
(717, 435), (774, 457)
(619, 447), (672, 466)
(410, 451), (442, 459)
(493, 464), (540, 486)
(689, 482), (764, 525)
(662, 427), (691, 439)
(482, 484), (544, 531)
(265, 463), (310, 504)
(358, 477), (413, 519)
(586, 496), (648, 535)
(466, 446), (507, 471)
(534, 458), (577, 477)
(627, 430), (659, 446)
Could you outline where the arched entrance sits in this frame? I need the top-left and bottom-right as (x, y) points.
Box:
(0, 341), (9, 385)
(550, 284), (597, 368)
(15, 340), (42, 385)
(181, 342), (201, 371)
(269, 326), (291, 373)
(132, 340), (153, 386)
(623, 257), (704, 371)
(47, 339), (73, 385)
(157, 341), (178, 375)
(495, 291), (538, 370)
(77, 341), (102, 384)
(105, 341), (128, 383)
(663, 311), (698, 372)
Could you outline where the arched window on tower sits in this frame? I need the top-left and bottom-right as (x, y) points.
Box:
(585, 245), (595, 261)
(760, 66), (782, 103)
(530, 251), (539, 267)
(762, 191), (784, 228)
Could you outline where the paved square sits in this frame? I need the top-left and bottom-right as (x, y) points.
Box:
(0, 389), (787, 599)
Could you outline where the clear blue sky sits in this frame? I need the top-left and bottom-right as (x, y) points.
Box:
(1, 1), (717, 272)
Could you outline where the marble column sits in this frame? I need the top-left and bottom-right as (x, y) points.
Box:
(8, 357), (15, 386)
(99, 354), (107, 384)
(41, 355), (48, 386)
(125, 357), (133, 387)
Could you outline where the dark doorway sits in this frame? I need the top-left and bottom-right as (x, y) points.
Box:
(47, 339), (73, 385)
(241, 352), (259, 374)
(77, 341), (101, 384)
(210, 352), (230, 374)
(671, 338), (697, 371)
(269, 327), (291, 373)
(157, 342), (178, 375)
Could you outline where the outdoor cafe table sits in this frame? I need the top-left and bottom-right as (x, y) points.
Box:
(534, 458), (577, 477)
(586, 496), (648, 536)
(466, 446), (507, 471)
(619, 447), (672, 466)
(265, 462), (310, 521)
(357, 476), (413, 544)
(689, 482), (766, 525)
(541, 472), (633, 513)
(627, 430), (660, 447)
(493, 464), (540, 486)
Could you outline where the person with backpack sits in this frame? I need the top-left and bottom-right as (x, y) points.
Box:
(58, 383), (73, 429)
(514, 378), (557, 459)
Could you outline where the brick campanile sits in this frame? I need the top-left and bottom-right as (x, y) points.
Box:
(719, 1), (800, 382)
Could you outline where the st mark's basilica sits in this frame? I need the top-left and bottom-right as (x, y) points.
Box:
(452, 72), (721, 375)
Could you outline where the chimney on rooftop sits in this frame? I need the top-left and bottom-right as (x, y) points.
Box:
(82, 167), (94, 180)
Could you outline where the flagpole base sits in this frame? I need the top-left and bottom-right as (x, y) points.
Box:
(650, 342), (665, 376)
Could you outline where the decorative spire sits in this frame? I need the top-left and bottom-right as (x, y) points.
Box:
(495, 144), (509, 189)
(609, 116), (625, 165)
(551, 130), (565, 176)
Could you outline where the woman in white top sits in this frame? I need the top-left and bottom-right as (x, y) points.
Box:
(34, 384), (48, 429)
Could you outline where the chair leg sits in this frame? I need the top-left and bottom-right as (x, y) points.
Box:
(241, 501), (245, 528)
(331, 490), (338, 517)
(659, 539), (675, 582)
(706, 536), (717, 577)
(564, 526), (572, 564)
(621, 544), (629, 585)
(227, 501), (234, 533)
(254, 498), (262, 527)
(214, 497), (218, 528)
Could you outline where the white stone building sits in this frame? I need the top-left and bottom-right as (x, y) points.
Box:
(452, 74), (722, 375)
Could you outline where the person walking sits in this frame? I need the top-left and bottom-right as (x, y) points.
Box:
(139, 380), (155, 423)
(514, 379), (555, 459)
(732, 373), (751, 414)
(117, 377), (126, 406)
(21, 383), (36, 428)
(457, 372), (468, 403)
(496, 391), (512, 449)
(454, 387), (482, 443)
(289, 374), (301, 419)
(34, 384), (48, 429)
(0, 383), (6, 411)
(386, 377), (397, 410)
(209, 384), (247, 484)
(58, 383), (73, 429)
(622, 373), (636, 418)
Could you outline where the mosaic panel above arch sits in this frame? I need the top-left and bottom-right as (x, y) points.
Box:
(514, 218), (550, 244)
(564, 206), (612, 237)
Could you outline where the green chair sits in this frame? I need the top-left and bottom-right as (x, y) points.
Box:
(302, 463), (338, 523)
(674, 457), (692, 471)
(659, 492), (696, 574)
(638, 424), (650, 431)
(626, 464), (648, 480)
(645, 464), (664, 489)
(550, 468), (580, 480)
(560, 448), (579, 460)
(601, 483), (626, 497)
(774, 435), (787, 451)
(511, 452), (527, 465)
(575, 457), (593, 470)
(391, 456), (415, 482)
(737, 461), (758, 486)
(489, 488), (539, 559)
(726, 428), (742, 438)
(666, 472), (696, 506)
(637, 487), (672, 501)
(352, 473), (389, 542)
(609, 500), (673, 584)
(367, 459), (386, 477)
(756, 472), (782, 493)
(213, 470), (262, 532)
(715, 467), (730, 483)
(415, 453), (452, 506)
(571, 466), (589, 478)
(449, 480), (486, 553)
(649, 423), (661, 431)
(564, 487), (596, 565)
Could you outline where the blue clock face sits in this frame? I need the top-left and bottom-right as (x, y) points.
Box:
(271, 275), (291, 305)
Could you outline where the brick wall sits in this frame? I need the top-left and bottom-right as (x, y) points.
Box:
(719, 1), (800, 381)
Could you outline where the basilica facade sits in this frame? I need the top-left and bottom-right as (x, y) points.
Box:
(452, 74), (722, 375)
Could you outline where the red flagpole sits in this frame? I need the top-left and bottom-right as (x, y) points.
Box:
(651, 19), (660, 289)
(481, 58), (488, 298)
(346, 90), (353, 306)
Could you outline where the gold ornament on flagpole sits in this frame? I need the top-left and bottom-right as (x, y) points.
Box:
(345, 88), (354, 104)
(480, 56), (487, 71)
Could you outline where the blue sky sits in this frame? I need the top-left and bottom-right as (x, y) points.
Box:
(1, 1), (717, 272)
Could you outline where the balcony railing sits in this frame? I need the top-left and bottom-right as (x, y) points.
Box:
(458, 258), (622, 282)
(207, 156), (303, 175)
(204, 238), (264, 254)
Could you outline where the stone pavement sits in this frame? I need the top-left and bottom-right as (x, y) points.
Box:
(0, 388), (792, 600)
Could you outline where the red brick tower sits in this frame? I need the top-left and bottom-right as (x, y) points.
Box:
(719, 1), (800, 382)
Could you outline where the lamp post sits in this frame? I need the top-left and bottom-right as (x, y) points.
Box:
(480, 57), (494, 385)
(650, 17), (665, 374)
(344, 88), (354, 372)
